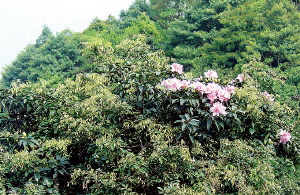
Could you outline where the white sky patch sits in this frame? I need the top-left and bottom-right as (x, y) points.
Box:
(0, 0), (135, 73)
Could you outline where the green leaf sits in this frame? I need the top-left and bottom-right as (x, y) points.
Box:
(198, 134), (204, 142)
(174, 120), (182, 124)
(136, 102), (142, 108)
(215, 119), (221, 132)
(264, 134), (270, 145)
(189, 134), (195, 145)
(220, 122), (224, 129)
(40, 167), (51, 171)
(182, 123), (187, 131)
(50, 110), (56, 115)
(138, 95), (143, 101)
(31, 139), (39, 145)
(58, 169), (65, 175)
(176, 132), (187, 142)
(43, 177), (53, 187)
(180, 98), (185, 106)
(176, 133), (183, 142)
(233, 113), (238, 119)
(189, 119), (199, 126)
(139, 86), (143, 92)
(257, 140), (263, 145)
(207, 118), (212, 131)
(185, 113), (190, 120)
(34, 173), (40, 182)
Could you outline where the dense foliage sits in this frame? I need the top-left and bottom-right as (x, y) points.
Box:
(1, 26), (85, 88)
(0, 0), (299, 194)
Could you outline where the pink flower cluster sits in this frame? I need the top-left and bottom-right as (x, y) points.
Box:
(189, 82), (207, 94)
(161, 78), (191, 91)
(170, 63), (183, 74)
(161, 78), (182, 91)
(161, 83), (234, 117)
(210, 102), (227, 116)
(160, 69), (235, 117)
(190, 82), (233, 104)
(224, 85), (236, 94)
(230, 74), (245, 84)
(262, 91), (274, 102)
(236, 74), (245, 82)
(161, 79), (234, 104)
(204, 70), (218, 78)
(279, 130), (292, 145)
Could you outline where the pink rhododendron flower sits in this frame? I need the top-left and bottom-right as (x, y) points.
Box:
(236, 74), (245, 82)
(205, 83), (221, 94)
(229, 80), (236, 85)
(207, 93), (218, 104)
(179, 80), (190, 90)
(218, 89), (231, 102)
(205, 83), (231, 103)
(210, 102), (227, 116)
(204, 70), (218, 78)
(225, 85), (235, 94)
(161, 78), (181, 91)
(262, 91), (275, 102)
(170, 63), (183, 74)
(279, 130), (292, 145)
(189, 82), (207, 94)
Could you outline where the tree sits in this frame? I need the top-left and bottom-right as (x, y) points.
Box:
(162, 0), (299, 76)
(163, 0), (248, 71)
(1, 45), (36, 87)
(2, 28), (84, 86)
(119, 0), (151, 28)
(35, 25), (54, 48)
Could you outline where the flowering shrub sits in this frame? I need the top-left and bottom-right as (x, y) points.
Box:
(262, 91), (275, 102)
(279, 130), (292, 145)
(170, 63), (183, 74)
(158, 67), (252, 145)
(204, 70), (218, 78)
(0, 36), (299, 194)
(210, 102), (227, 117)
(236, 74), (244, 82)
(161, 78), (182, 91)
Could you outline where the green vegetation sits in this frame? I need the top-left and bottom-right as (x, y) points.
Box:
(1, 26), (85, 88)
(0, 0), (299, 194)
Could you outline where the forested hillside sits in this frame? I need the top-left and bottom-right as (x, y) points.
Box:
(0, 0), (299, 194)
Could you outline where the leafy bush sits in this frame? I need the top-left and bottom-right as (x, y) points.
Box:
(0, 35), (299, 194)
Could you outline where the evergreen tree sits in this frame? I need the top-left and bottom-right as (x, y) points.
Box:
(35, 25), (54, 48)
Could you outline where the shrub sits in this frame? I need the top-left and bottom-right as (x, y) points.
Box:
(0, 35), (299, 194)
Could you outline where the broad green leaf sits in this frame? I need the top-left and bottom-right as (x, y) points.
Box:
(189, 134), (195, 145)
(189, 119), (199, 126)
(207, 118), (212, 131)
(215, 119), (221, 132)
(34, 173), (40, 182)
(185, 113), (190, 120)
